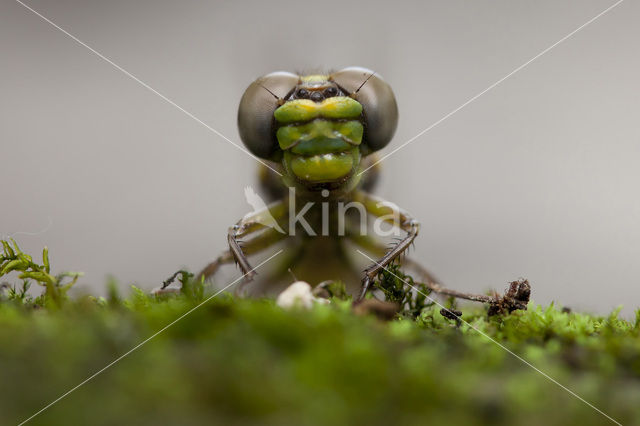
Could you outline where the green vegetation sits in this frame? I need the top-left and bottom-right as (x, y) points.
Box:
(1, 239), (639, 425)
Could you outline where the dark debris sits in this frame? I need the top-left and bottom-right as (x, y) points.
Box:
(488, 279), (531, 316)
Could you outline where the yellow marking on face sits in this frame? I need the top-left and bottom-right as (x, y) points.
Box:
(276, 120), (363, 150)
(300, 74), (329, 83)
(274, 97), (362, 123)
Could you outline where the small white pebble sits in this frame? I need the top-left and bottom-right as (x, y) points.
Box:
(276, 281), (329, 309)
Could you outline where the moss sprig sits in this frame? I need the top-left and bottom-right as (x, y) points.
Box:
(0, 238), (82, 308)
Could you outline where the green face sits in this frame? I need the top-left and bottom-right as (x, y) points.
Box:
(273, 76), (364, 188)
(237, 68), (399, 194)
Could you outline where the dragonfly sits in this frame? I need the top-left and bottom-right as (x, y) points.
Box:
(162, 67), (529, 310)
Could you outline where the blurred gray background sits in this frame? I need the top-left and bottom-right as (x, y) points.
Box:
(1, 0), (638, 315)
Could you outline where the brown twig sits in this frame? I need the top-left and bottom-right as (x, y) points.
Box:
(403, 258), (531, 315)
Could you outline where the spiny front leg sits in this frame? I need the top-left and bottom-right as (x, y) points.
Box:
(227, 198), (288, 283)
(157, 223), (287, 295)
(352, 190), (420, 302)
(345, 226), (440, 286)
(228, 225), (256, 281)
(195, 224), (286, 284)
(345, 217), (530, 314)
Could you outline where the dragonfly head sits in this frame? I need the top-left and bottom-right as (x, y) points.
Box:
(237, 67), (398, 193)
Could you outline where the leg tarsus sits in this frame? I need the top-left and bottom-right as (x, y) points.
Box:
(356, 276), (373, 303)
(228, 230), (257, 280)
(156, 208), (287, 296)
(353, 190), (420, 301)
(345, 216), (531, 313)
(225, 198), (289, 287)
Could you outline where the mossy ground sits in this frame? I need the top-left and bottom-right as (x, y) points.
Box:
(1, 240), (640, 425)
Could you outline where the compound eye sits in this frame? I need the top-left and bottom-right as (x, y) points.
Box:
(238, 71), (300, 159)
(331, 67), (398, 152)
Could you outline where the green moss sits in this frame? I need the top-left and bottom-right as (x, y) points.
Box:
(1, 241), (639, 425)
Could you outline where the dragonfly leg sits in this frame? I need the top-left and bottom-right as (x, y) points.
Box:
(195, 225), (287, 284)
(157, 223), (288, 295)
(163, 197), (289, 291)
(227, 198), (288, 282)
(345, 217), (526, 310)
(352, 190), (420, 302)
(345, 227), (451, 299)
